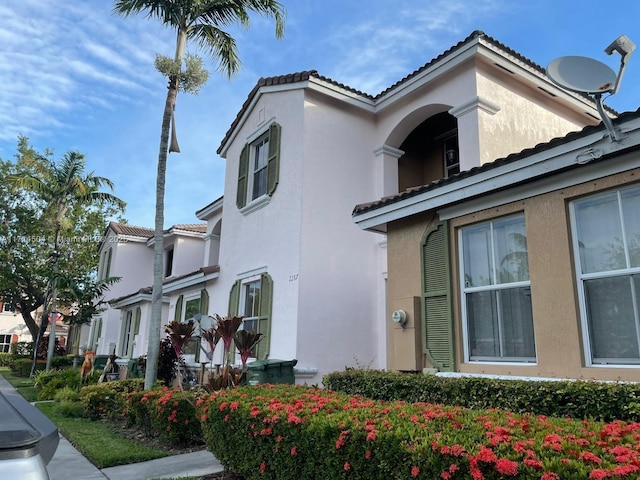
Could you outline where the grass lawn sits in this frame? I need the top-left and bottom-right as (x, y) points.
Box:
(0, 366), (38, 401)
(36, 402), (169, 469)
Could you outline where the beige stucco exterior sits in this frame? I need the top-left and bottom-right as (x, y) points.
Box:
(386, 165), (640, 382)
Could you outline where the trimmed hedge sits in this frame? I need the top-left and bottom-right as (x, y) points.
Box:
(11, 358), (45, 376)
(198, 384), (640, 480)
(80, 378), (145, 419)
(0, 352), (13, 367)
(323, 370), (640, 422)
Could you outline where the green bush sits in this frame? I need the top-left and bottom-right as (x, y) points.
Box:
(34, 369), (84, 400)
(323, 370), (640, 422)
(55, 401), (87, 418)
(149, 389), (202, 446)
(12, 358), (45, 376)
(0, 352), (13, 367)
(54, 386), (81, 403)
(80, 378), (145, 419)
(50, 355), (74, 369)
(199, 384), (640, 480)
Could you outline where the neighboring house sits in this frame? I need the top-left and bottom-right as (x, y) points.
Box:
(87, 222), (208, 360)
(0, 299), (29, 352)
(91, 31), (610, 384)
(208, 31), (603, 384)
(352, 108), (640, 382)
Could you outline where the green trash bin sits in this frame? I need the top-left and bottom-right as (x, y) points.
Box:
(246, 359), (297, 385)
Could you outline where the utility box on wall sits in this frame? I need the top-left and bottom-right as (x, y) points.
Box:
(246, 359), (298, 385)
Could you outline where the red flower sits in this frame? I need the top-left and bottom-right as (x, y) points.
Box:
(541, 473), (560, 480)
(290, 446), (297, 456)
(411, 466), (420, 477)
(580, 452), (603, 464)
(365, 450), (372, 459)
(495, 458), (519, 476)
(523, 459), (543, 470)
(588, 469), (609, 480)
(260, 461), (266, 473)
(477, 446), (497, 463)
(344, 462), (351, 471)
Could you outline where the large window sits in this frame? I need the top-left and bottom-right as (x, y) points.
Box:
(173, 289), (209, 363)
(571, 185), (640, 365)
(459, 214), (536, 362)
(236, 122), (281, 210)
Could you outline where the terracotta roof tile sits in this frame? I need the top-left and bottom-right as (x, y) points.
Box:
(108, 222), (154, 238)
(170, 224), (207, 234)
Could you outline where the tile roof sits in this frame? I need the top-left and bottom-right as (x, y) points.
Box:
(217, 30), (607, 155)
(108, 222), (154, 238)
(170, 224), (207, 234)
(352, 107), (640, 217)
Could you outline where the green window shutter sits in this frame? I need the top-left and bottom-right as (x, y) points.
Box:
(200, 289), (209, 316)
(421, 220), (454, 372)
(128, 307), (141, 358)
(228, 280), (241, 316)
(256, 273), (273, 360)
(236, 144), (249, 209)
(105, 248), (112, 278)
(118, 312), (128, 357)
(174, 295), (184, 322)
(92, 318), (102, 350)
(267, 122), (281, 196)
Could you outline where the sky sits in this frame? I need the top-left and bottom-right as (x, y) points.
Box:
(2, 0), (640, 228)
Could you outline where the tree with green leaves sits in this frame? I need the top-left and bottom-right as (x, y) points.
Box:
(4, 137), (125, 369)
(113, 0), (285, 390)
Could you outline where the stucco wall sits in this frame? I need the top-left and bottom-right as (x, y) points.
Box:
(386, 166), (640, 382)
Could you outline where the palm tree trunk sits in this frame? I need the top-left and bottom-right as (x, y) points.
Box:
(144, 27), (188, 391)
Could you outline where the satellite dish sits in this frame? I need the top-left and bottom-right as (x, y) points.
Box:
(546, 56), (617, 94)
(546, 35), (635, 142)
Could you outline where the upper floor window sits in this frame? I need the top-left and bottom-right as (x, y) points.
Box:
(459, 214), (536, 363)
(100, 248), (112, 280)
(165, 247), (174, 278)
(0, 334), (11, 353)
(570, 185), (640, 365)
(237, 122), (281, 210)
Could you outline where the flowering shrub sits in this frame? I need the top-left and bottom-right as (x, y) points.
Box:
(80, 378), (145, 419)
(324, 370), (640, 422)
(150, 388), (202, 445)
(198, 384), (640, 480)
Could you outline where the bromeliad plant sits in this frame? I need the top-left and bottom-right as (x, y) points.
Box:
(202, 314), (262, 391)
(164, 320), (195, 392)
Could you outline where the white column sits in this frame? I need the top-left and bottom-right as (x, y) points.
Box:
(373, 145), (404, 198)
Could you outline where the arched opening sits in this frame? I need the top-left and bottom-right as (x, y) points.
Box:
(398, 112), (459, 191)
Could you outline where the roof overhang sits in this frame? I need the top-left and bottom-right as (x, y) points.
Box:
(195, 195), (224, 220)
(110, 291), (169, 309)
(353, 115), (640, 232)
(162, 268), (220, 294)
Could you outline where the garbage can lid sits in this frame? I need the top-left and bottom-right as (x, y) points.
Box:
(0, 392), (42, 450)
(246, 359), (298, 370)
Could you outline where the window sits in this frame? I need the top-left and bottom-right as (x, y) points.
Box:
(459, 214), (536, 362)
(100, 248), (112, 280)
(165, 247), (174, 278)
(0, 334), (11, 353)
(119, 308), (140, 358)
(2, 302), (12, 313)
(229, 273), (273, 360)
(236, 122), (281, 209)
(571, 185), (640, 365)
(174, 289), (209, 363)
(90, 318), (102, 351)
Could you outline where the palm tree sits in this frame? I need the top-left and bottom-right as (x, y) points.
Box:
(113, 0), (285, 390)
(9, 150), (126, 371)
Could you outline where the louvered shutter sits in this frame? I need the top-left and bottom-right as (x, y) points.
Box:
(228, 280), (241, 316)
(129, 307), (141, 358)
(236, 144), (249, 208)
(174, 295), (183, 322)
(256, 273), (273, 360)
(421, 221), (454, 372)
(92, 318), (102, 350)
(267, 123), (281, 196)
(118, 312), (128, 357)
(200, 289), (209, 316)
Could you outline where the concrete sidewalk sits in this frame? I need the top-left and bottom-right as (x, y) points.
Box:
(0, 373), (224, 480)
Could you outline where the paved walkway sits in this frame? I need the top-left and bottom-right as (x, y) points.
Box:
(0, 374), (224, 480)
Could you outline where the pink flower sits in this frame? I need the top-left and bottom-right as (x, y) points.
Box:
(411, 466), (420, 477)
(541, 472), (560, 480)
(344, 462), (351, 471)
(290, 447), (297, 456)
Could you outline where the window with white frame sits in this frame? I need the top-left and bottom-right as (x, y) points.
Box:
(236, 122), (281, 210)
(165, 247), (174, 278)
(0, 334), (11, 353)
(119, 308), (140, 358)
(229, 272), (273, 360)
(182, 295), (201, 362)
(460, 214), (536, 362)
(571, 185), (640, 365)
(100, 248), (112, 280)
